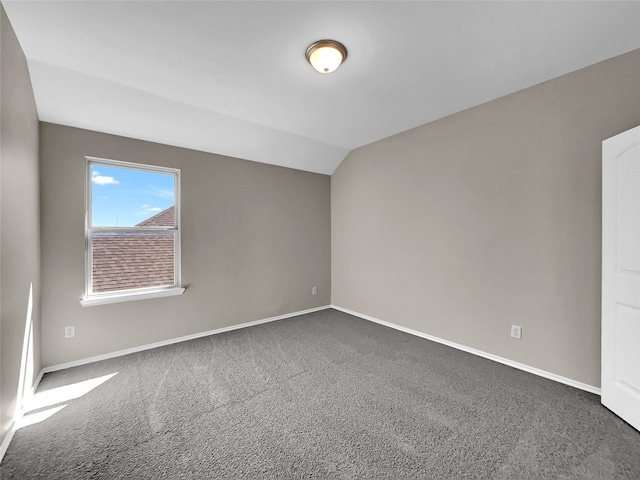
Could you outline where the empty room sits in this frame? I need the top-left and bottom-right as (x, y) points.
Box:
(1, 1), (639, 478)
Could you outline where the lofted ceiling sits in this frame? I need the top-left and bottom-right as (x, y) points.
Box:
(3, 1), (639, 175)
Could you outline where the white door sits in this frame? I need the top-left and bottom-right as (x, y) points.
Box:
(602, 125), (640, 431)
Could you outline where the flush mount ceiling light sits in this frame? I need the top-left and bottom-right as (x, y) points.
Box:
(305, 40), (347, 74)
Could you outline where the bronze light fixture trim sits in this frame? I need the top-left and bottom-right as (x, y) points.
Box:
(305, 40), (348, 74)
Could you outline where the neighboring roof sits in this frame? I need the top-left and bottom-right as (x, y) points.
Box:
(92, 206), (176, 293)
(136, 205), (175, 227)
(91, 233), (174, 293)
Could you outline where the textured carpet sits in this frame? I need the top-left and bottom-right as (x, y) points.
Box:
(1, 308), (639, 479)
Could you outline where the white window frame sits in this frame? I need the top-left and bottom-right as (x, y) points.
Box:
(81, 156), (184, 307)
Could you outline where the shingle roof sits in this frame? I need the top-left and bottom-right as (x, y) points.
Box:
(91, 206), (176, 293)
(136, 205), (175, 227)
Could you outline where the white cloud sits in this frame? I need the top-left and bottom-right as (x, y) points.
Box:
(137, 205), (163, 215)
(92, 171), (119, 186)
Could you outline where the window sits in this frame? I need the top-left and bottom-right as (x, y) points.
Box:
(81, 157), (184, 306)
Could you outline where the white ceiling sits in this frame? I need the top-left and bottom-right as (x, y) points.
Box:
(3, 1), (639, 175)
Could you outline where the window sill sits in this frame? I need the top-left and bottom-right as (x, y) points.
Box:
(80, 287), (185, 307)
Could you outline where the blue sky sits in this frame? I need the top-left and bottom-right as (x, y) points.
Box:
(91, 164), (175, 227)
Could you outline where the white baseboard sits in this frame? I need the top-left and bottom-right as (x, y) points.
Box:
(43, 305), (331, 374)
(331, 305), (601, 395)
(0, 422), (17, 465)
(31, 369), (45, 393)
(0, 368), (46, 464)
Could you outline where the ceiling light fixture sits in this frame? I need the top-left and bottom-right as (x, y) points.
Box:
(305, 40), (347, 74)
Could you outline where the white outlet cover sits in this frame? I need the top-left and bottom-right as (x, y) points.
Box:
(65, 326), (75, 338)
(511, 325), (522, 339)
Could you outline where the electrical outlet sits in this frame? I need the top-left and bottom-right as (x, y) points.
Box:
(65, 326), (76, 338)
(511, 325), (522, 339)
(312, 286), (317, 295)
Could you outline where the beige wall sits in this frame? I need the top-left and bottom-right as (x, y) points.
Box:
(332, 50), (640, 388)
(40, 123), (330, 367)
(0, 4), (41, 449)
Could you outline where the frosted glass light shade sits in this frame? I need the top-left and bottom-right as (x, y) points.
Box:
(305, 40), (347, 74)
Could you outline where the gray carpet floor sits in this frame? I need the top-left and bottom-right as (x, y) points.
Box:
(1, 308), (639, 479)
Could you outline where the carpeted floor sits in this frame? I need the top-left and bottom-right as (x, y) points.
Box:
(1, 308), (639, 479)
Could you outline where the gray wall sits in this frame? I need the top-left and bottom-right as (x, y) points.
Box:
(0, 4), (41, 449)
(332, 50), (640, 388)
(40, 123), (330, 367)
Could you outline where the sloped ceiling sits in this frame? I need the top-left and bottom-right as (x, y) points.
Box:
(3, 1), (639, 174)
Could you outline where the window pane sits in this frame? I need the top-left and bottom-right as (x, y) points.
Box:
(91, 231), (175, 293)
(91, 164), (175, 227)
